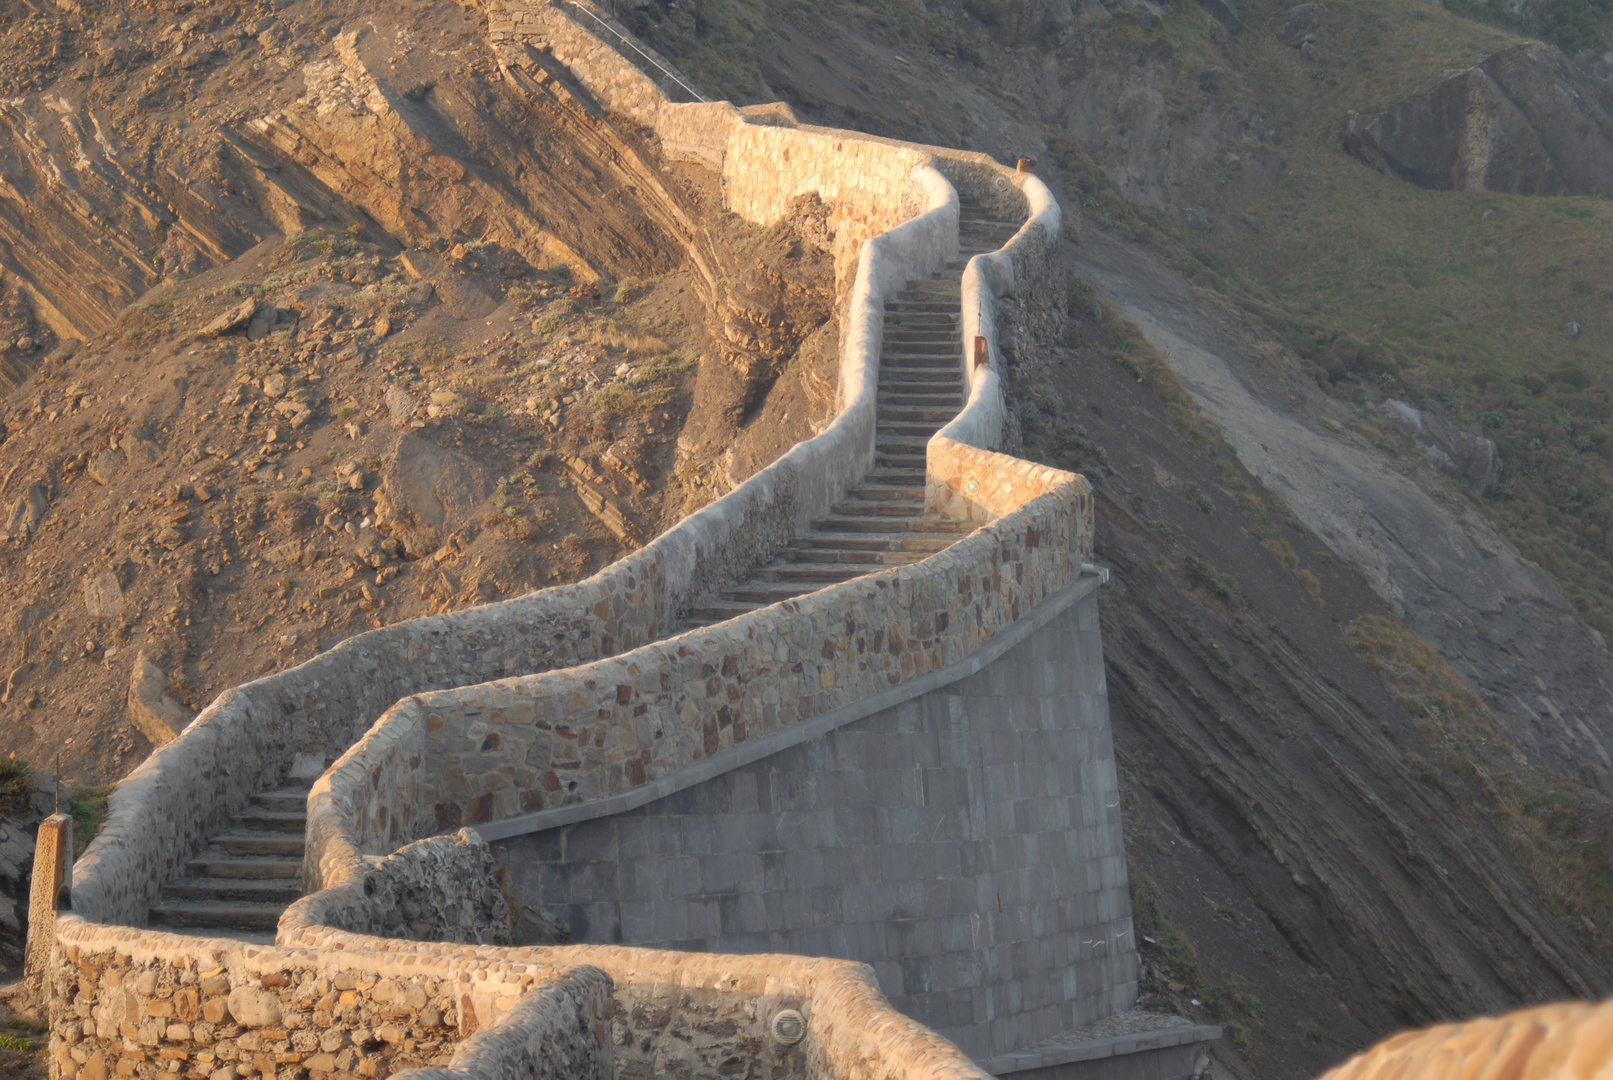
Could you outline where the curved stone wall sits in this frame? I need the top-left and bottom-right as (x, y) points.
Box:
(53, 3), (1095, 1080)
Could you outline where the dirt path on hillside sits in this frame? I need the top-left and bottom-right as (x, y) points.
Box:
(1070, 225), (1613, 785)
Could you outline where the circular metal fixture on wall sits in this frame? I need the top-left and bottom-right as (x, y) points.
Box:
(965, 479), (981, 496)
(771, 1009), (806, 1046)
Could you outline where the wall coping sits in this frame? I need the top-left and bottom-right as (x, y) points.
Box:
(476, 568), (1106, 841)
(982, 1024), (1222, 1075)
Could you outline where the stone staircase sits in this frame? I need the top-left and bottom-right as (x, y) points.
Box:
(140, 197), (1023, 936)
(686, 195), (1018, 627)
(147, 777), (310, 942)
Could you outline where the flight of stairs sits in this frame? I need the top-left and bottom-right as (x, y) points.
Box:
(141, 195), (1024, 935)
(147, 778), (310, 943)
(686, 194), (1019, 627)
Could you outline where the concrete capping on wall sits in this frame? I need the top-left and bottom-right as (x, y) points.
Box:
(982, 1024), (1223, 1076)
(472, 570), (1105, 841)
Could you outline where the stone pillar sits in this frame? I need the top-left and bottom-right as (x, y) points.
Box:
(22, 814), (71, 983)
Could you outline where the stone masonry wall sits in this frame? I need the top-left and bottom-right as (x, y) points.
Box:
(305, 474), (1092, 885)
(48, 918), (613, 1080)
(495, 583), (1135, 1063)
(289, 830), (509, 946)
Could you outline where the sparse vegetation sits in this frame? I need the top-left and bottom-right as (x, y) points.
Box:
(1347, 614), (1613, 957)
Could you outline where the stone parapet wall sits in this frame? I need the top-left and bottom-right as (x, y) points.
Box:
(933, 172), (1064, 464)
(53, 6), (1103, 1080)
(48, 916), (609, 1080)
(303, 475), (1092, 881)
(288, 830), (509, 947)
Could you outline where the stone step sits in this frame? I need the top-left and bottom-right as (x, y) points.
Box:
(879, 406), (958, 422)
(231, 809), (308, 834)
(148, 925), (278, 945)
(875, 451), (928, 469)
(778, 547), (930, 566)
(829, 499), (924, 517)
(879, 390), (962, 406)
(883, 332), (954, 344)
(789, 531), (965, 553)
(812, 515), (971, 534)
(878, 421), (946, 437)
(186, 855), (303, 879)
(875, 435), (932, 452)
(251, 787), (311, 813)
(885, 301), (955, 313)
(884, 311), (958, 325)
(161, 876), (304, 904)
(147, 901), (285, 931)
(749, 562), (880, 584)
(879, 374), (962, 389)
(849, 483), (927, 500)
(210, 832), (307, 857)
(723, 580), (836, 604)
(683, 601), (763, 626)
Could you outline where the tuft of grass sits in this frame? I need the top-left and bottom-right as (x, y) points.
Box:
(0, 757), (31, 817)
(70, 784), (115, 853)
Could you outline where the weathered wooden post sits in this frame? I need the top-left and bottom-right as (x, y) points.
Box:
(22, 813), (72, 984)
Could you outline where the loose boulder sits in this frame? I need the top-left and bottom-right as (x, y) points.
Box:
(374, 433), (491, 558)
(1344, 42), (1613, 197)
(127, 655), (194, 746)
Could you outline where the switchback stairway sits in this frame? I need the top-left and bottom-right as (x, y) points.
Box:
(141, 195), (1024, 937)
(686, 194), (1020, 627)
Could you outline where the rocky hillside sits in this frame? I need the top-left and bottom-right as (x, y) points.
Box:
(0, 0), (844, 785)
(616, 0), (1613, 1073)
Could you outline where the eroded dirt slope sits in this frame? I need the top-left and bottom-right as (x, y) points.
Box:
(0, 0), (846, 788)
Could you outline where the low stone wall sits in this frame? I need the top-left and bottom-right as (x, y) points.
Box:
(289, 830), (509, 946)
(387, 969), (613, 1080)
(48, 917), (611, 1080)
(933, 172), (1064, 463)
(305, 472), (1091, 881)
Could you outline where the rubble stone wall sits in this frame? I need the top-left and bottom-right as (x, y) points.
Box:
(288, 829), (509, 947)
(48, 916), (613, 1080)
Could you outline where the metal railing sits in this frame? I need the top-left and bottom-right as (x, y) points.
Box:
(560, 0), (710, 104)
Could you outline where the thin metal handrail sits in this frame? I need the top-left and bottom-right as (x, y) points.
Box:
(560, 0), (710, 103)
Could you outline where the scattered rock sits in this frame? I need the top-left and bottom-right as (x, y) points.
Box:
(1568, 320), (1582, 340)
(1344, 42), (1613, 197)
(2, 484), (47, 542)
(1198, 0), (1241, 34)
(375, 433), (492, 558)
(1184, 206), (1209, 230)
(385, 386), (419, 426)
(86, 448), (123, 485)
(201, 298), (261, 338)
(263, 373), (288, 398)
(1275, 2), (1323, 46)
(83, 571), (124, 619)
(1374, 398), (1504, 495)
(127, 654), (194, 746)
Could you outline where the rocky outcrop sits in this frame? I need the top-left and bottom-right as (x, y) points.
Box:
(1343, 42), (1613, 196)
(126, 654), (194, 747)
(1373, 398), (1504, 496)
